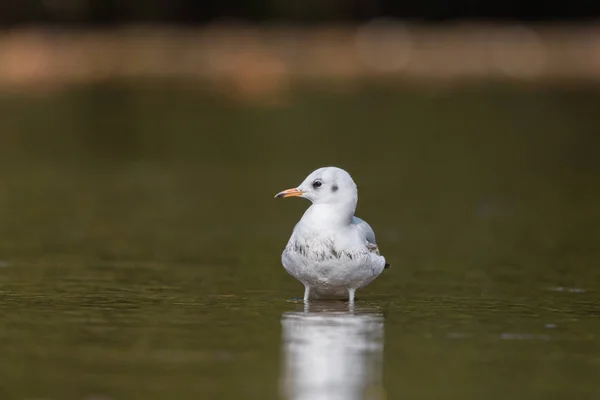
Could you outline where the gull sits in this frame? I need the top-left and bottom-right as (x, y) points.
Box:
(275, 166), (389, 303)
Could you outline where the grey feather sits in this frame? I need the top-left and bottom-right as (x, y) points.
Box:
(353, 216), (390, 268)
(352, 216), (377, 244)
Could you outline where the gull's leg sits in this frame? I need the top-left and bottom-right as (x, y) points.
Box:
(303, 286), (311, 303)
(348, 288), (356, 305)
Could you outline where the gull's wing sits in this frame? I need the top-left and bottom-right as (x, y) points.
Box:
(352, 216), (377, 245)
(352, 216), (390, 269)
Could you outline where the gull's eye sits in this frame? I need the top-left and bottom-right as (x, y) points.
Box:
(312, 180), (323, 189)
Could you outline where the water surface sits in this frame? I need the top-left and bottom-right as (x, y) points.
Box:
(0, 84), (598, 399)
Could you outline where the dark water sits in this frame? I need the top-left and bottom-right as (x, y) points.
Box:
(0, 84), (599, 399)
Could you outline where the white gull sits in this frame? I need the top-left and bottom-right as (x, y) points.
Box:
(275, 166), (389, 303)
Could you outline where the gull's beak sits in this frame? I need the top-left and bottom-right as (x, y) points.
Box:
(274, 188), (304, 199)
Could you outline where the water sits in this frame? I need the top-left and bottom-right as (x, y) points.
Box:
(0, 84), (598, 399)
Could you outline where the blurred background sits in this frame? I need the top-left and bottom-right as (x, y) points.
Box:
(0, 2), (599, 400)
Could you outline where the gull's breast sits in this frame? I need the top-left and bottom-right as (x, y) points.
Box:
(281, 236), (385, 291)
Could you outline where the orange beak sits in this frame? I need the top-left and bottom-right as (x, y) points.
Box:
(274, 188), (304, 199)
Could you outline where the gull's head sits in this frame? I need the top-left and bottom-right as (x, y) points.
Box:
(274, 166), (358, 207)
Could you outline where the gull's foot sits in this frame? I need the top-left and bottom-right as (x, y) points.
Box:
(347, 288), (356, 304)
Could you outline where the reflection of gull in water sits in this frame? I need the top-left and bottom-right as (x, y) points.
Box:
(281, 302), (385, 400)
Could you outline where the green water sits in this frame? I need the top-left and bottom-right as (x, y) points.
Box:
(0, 84), (598, 399)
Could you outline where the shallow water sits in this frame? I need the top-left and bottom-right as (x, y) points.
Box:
(0, 84), (598, 399)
